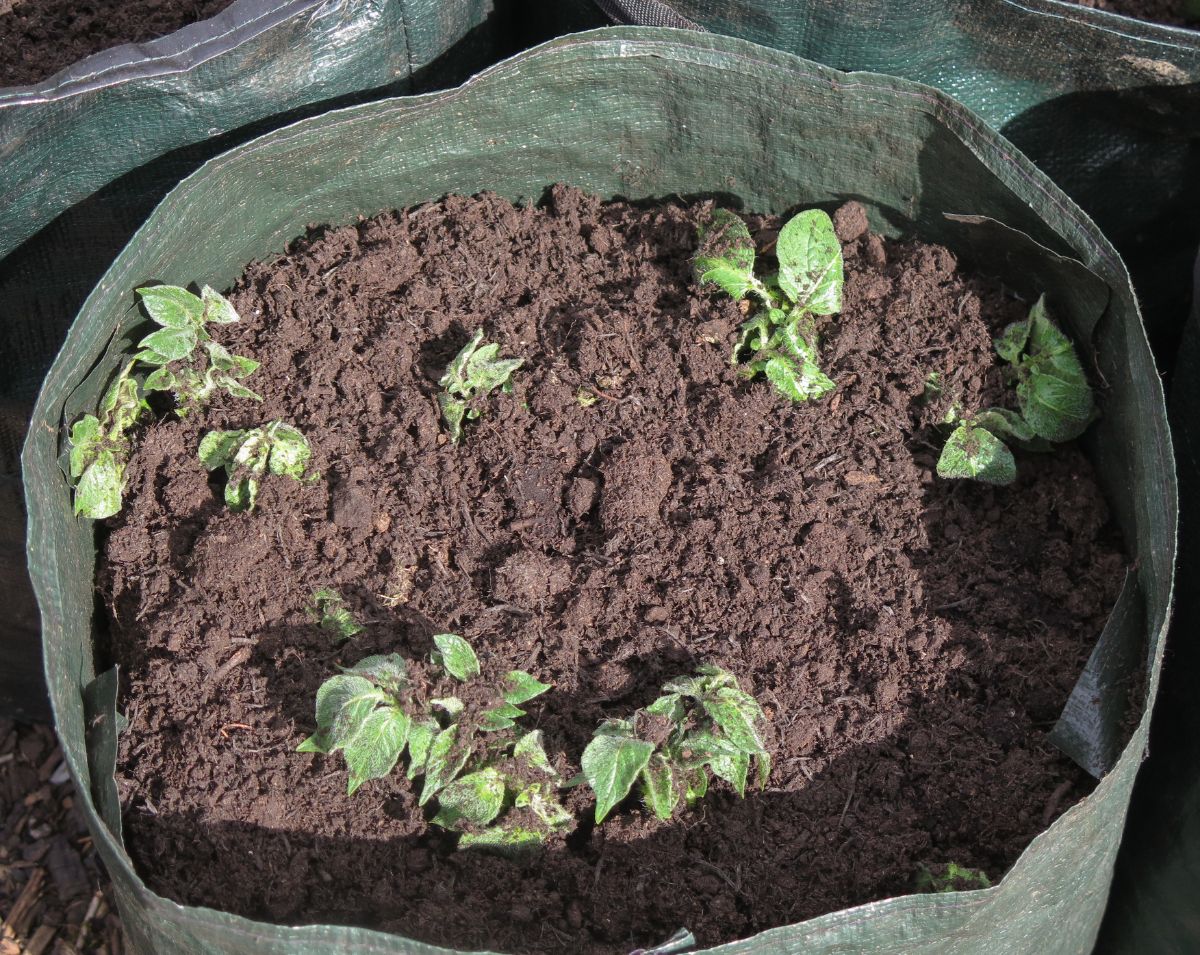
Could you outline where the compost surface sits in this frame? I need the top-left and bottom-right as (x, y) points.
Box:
(100, 186), (1126, 953)
(0, 0), (234, 87)
(1067, 0), (1196, 26)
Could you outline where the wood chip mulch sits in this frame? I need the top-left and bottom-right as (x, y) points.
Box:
(1, 721), (124, 955)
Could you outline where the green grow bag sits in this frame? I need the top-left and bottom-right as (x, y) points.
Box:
(0, 0), (508, 719)
(24, 27), (1175, 955)
(596, 0), (1200, 363)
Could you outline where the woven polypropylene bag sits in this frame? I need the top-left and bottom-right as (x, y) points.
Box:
(0, 0), (506, 719)
(24, 28), (1175, 955)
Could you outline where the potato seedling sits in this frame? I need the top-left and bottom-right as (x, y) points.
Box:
(438, 329), (524, 443)
(197, 421), (316, 510)
(916, 862), (991, 893)
(68, 361), (147, 519)
(694, 208), (842, 402)
(135, 285), (261, 415)
(308, 588), (363, 643)
(937, 296), (1094, 485)
(299, 635), (567, 852)
(581, 664), (770, 823)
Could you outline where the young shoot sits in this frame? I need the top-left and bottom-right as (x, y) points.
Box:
(937, 296), (1094, 485)
(438, 329), (523, 443)
(135, 285), (261, 415)
(581, 664), (770, 824)
(298, 635), (566, 852)
(308, 588), (363, 643)
(694, 207), (842, 403)
(916, 862), (991, 893)
(197, 420), (316, 510)
(68, 361), (146, 519)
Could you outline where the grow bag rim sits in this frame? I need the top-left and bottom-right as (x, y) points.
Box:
(21, 25), (1179, 955)
(0, 0), (327, 104)
(1013, 0), (1200, 48)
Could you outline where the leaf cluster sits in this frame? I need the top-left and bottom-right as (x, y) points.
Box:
(581, 665), (770, 823)
(916, 862), (991, 893)
(937, 297), (1094, 485)
(308, 588), (363, 643)
(198, 420), (316, 510)
(135, 285), (261, 416)
(694, 208), (842, 403)
(438, 329), (524, 443)
(68, 362), (147, 518)
(298, 635), (566, 851)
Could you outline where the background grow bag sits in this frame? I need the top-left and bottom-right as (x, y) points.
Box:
(23, 27), (1175, 955)
(594, 0), (1200, 364)
(0, 0), (614, 720)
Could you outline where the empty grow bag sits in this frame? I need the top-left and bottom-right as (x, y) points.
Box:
(23, 27), (1175, 955)
(0, 0), (503, 719)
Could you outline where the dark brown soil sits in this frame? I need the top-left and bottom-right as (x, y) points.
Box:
(0, 0), (234, 88)
(1066, 0), (1197, 27)
(99, 186), (1127, 953)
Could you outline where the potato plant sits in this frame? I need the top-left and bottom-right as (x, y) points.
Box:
(581, 665), (771, 823)
(298, 635), (567, 853)
(197, 421), (316, 511)
(937, 296), (1094, 485)
(438, 329), (523, 443)
(916, 862), (991, 893)
(694, 208), (843, 402)
(308, 588), (363, 643)
(68, 362), (146, 519)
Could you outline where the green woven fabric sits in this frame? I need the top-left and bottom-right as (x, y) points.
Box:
(23, 28), (1176, 954)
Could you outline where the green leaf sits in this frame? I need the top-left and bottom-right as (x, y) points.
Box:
(581, 733), (655, 823)
(440, 328), (484, 392)
(200, 285), (240, 324)
(437, 330), (523, 442)
(310, 589), (363, 643)
(138, 326), (198, 363)
(644, 693), (685, 723)
(1017, 368), (1094, 443)
(406, 720), (437, 780)
(137, 285), (204, 328)
(342, 654), (408, 696)
(703, 686), (767, 755)
(101, 367), (146, 435)
(775, 209), (843, 314)
(994, 318), (1030, 365)
(708, 752), (750, 797)
(74, 449), (124, 519)
(68, 416), (103, 479)
(431, 697), (466, 718)
(142, 366), (176, 393)
(479, 702), (526, 732)
(973, 408), (1037, 443)
(513, 730), (558, 778)
(330, 689), (391, 748)
(458, 826), (545, 858)
(216, 376), (263, 402)
(684, 767), (709, 805)
(694, 209), (758, 301)
(439, 395), (468, 444)
(226, 477), (258, 511)
(420, 725), (471, 805)
(314, 675), (376, 730)
(641, 755), (678, 821)
(343, 707), (409, 795)
(731, 311), (774, 364)
(296, 731), (331, 754)
(432, 633), (481, 681)
(677, 730), (746, 765)
(516, 784), (573, 829)
(936, 424), (1017, 486)
(198, 429), (246, 470)
(431, 767), (506, 828)
(266, 422), (313, 478)
(756, 750), (772, 788)
(764, 353), (835, 403)
(503, 671), (551, 705)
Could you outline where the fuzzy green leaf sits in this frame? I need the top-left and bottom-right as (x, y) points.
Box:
(420, 725), (472, 806)
(708, 752), (750, 797)
(142, 366), (176, 393)
(684, 767), (708, 805)
(200, 285), (240, 324)
(731, 311), (775, 364)
(458, 826), (545, 857)
(432, 633), (481, 681)
(775, 210), (843, 314)
(1017, 368), (1094, 443)
(197, 429), (246, 470)
(296, 732), (331, 754)
(994, 319), (1030, 365)
(68, 416), (103, 480)
(138, 326), (198, 363)
(74, 449), (124, 519)
(973, 408), (1038, 444)
(314, 675), (376, 730)
(513, 730), (558, 779)
(644, 693), (685, 723)
(344, 707), (409, 795)
(936, 424), (1016, 485)
(516, 784), (573, 829)
(641, 755), (678, 821)
(266, 423), (313, 478)
(694, 209), (758, 301)
(764, 353), (835, 403)
(137, 285), (204, 328)
(406, 720), (437, 780)
(582, 732), (655, 823)
(479, 701), (526, 732)
(439, 394), (468, 444)
(503, 671), (551, 705)
(309, 589), (363, 643)
(431, 767), (506, 828)
(216, 376), (263, 402)
(342, 654), (408, 696)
